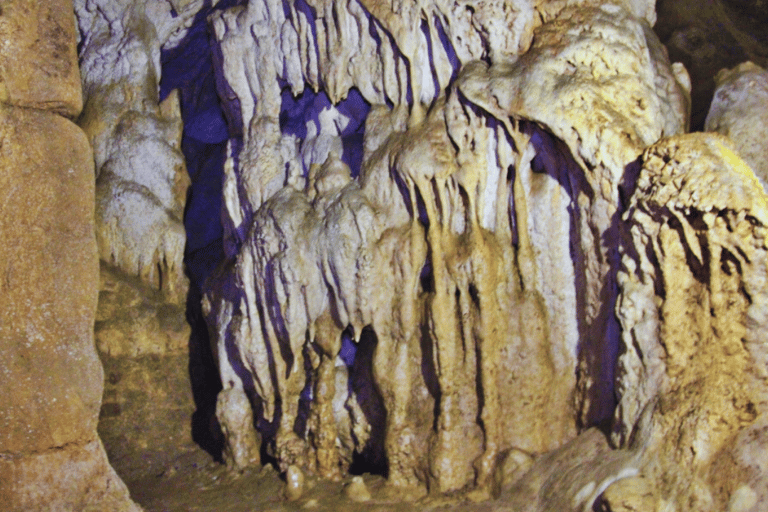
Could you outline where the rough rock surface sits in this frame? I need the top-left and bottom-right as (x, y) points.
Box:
(0, 2), (138, 507)
(14, 0), (763, 510)
(95, 264), (196, 481)
(75, 0), (203, 303)
(203, 0), (688, 498)
(74, 0), (213, 485)
(613, 133), (768, 511)
(705, 61), (768, 189)
(0, 0), (83, 117)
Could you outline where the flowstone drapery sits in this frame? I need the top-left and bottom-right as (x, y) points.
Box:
(612, 133), (768, 510)
(202, 0), (691, 495)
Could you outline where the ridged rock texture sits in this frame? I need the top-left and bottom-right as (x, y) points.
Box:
(75, 0), (197, 303)
(201, 0), (701, 500)
(5, 0), (767, 510)
(0, 0), (138, 510)
(612, 133), (768, 511)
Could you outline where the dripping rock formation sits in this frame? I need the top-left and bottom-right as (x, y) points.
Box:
(2, 0), (768, 511)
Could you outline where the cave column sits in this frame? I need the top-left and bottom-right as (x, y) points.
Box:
(308, 309), (344, 480)
(0, 1), (138, 509)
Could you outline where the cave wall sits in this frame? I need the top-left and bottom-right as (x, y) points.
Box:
(201, 0), (689, 495)
(0, 1), (137, 509)
(200, 0), (768, 509)
(3, 0), (767, 510)
(73, 0), (214, 479)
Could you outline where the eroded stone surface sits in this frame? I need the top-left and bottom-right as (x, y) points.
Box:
(614, 133), (768, 511)
(0, 101), (137, 511)
(0, 0), (82, 116)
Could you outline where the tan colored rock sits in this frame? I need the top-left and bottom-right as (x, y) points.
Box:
(458, 1), (688, 430)
(705, 61), (768, 189)
(216, 387), (261, 471)
(0, 105), (138, 510)
(502, 429), (640, 512)
(0, 106), (100, 455)
(204, 2), (691, 497)
(343, 475), (371, 503)
(96, 263), (191, 358)
(614, 133), (768, 511)
(596, 475), (659, 511)
(0, 439), (139, 512)
(0, 0), (82, 117)
(284, 464), (305, 501)
(94, 264), (195, 481)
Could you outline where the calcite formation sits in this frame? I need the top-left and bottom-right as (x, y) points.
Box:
(203, 0), (692, 497)
(612, 133), (768, 511)
(74, 0), (211, 480)
(3, 0), (765, 509)
(75, 0), (202, 304)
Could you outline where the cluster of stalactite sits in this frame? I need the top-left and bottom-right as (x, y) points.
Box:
(203, 1), (692, 494)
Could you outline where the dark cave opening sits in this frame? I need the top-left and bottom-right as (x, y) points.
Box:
(160, 2), (231, 461)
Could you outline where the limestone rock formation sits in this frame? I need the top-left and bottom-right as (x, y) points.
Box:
(74, 0), (213, 483)
(4, 0), (763, 509)
(705, 61), (768, 189)
(613, 133), (768, 511)
(75, 0), (203, 304)
(0, 1), (138, 509)
(203, 0), (689, 498)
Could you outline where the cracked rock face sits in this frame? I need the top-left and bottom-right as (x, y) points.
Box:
(202, 0), (693, 497)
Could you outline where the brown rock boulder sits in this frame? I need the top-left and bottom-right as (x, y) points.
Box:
(615, 133), (768, 511)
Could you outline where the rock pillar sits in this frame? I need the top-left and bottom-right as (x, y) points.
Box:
(0, 1), (139, 510)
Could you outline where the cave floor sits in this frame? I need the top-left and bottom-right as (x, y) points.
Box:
(125, 446), (505, 512)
